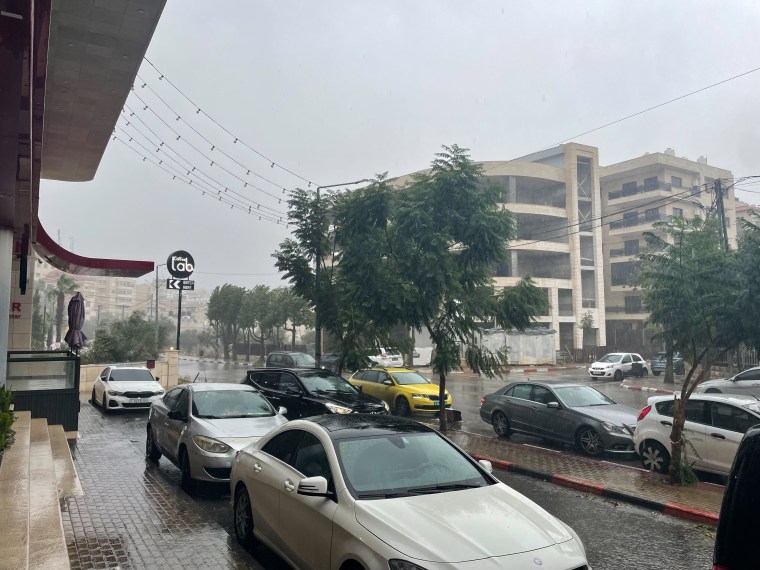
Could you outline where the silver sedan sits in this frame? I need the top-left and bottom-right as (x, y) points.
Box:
(146, 383), (288, 492)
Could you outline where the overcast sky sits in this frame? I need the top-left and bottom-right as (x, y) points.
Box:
(39, 0), (760, 292)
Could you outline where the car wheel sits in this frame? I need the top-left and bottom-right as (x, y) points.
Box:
(653, 371), (661, 376)
(102, 394), (110, 414)
(706, 388), (721, 393)
(180, 448), (196, 494)
(395, 396), (411, 417)
(640, 440), (670, 474)
(91, 388), (97, 406)
(614, 369), (623, 382)
(146, 426), (162, 462)
(576, 427), (604, 456)
(492, 411), (511, 437)
(641, 368), (648, 377)
(234, 486), (255, 548)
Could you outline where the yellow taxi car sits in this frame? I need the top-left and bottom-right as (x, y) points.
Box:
(348, 367), (452, 416)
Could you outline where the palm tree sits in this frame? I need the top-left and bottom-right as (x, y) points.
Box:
(50, 275), (78, 344)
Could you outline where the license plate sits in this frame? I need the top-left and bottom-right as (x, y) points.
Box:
(432, 401), (439, 407)
(131, 398), (150, 404)
(591, 371), (603, 376)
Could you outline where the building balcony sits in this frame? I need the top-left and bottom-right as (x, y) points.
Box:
(606, 305), (648, 315)
(607, 182), (701, 202)
(609, 212), (670, 231)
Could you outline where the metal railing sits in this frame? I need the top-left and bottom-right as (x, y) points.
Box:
(608, 183), (701, 201)
(609, 212), (670, 230)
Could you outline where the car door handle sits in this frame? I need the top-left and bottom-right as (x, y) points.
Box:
(283, 480), (295, 493)
(711, 433), (726, 439)
(253, 462), (262, 473)
(660, 421), (672, 426)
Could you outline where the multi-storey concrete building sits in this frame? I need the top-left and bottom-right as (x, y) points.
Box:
(599, 149), (735, 350)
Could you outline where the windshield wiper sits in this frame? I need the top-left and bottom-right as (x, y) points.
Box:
(407, 483), (484, 494)
(356, 491), (407, 499)
(195, 414), (221, 419)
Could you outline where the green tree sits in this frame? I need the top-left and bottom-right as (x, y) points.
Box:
(339, 146), (548, 429)
(51, 275), (78, 344)
(207, 284), (245, 360)
(31, 289), (46, 349)
(83, 311), (170, 364)
(637, 216), (745, 484)
(239, 285), (274, 361)
(273, 287), (314, 350)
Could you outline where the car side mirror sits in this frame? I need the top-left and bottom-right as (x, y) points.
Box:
(355, 385), (363, 392)
(155, 377), (160, 382)
(382, 379), (393, 386)
(547, 401), (560, 409)
(297, 476), (331, 497)
(285, 387), (301, 395)
(278, 406), (288, 416)
(168, 410), (187, 422)
(478, 459), (493, 474)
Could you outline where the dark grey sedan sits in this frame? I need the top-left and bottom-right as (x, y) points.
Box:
(480, 382), (638, 456)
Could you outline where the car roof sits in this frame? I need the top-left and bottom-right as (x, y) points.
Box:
(249, 367), (331, 374)
(182, 382), (258, 393)
(647, 393), (760, 406)
(356, 366), (416, 373)
(268, 351), (309, 355)
(502, 381), (592, 390)
(108, 366), (150, 371)
(292, 414), (433, 439)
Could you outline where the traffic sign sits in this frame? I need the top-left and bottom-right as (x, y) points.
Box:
(167, 250), (195, 278)
(166, 279), (195, 291)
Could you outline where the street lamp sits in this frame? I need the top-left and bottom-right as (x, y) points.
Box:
(154, 263), (166, 355)
(314, 178), (371, 367)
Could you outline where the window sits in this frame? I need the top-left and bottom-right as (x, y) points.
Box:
(645, 208), (660, 221)
(622, 354), (632, 364)
(262, 430), (305, 465)
(250, 371), (280, 389)
(278, 374), (302, 393)
(622, 181), (637, 196)
(655, 400), (706, 424)
(163, 388), (182, 409)
(623, 212), (638, 226)
(353, 370), (367, 381)
(672, 207), (683, 218)
(735, 369), (760, 382)
(531, 386), (555, 405)
(292, 433), (332, 484)
(671, 176), (682, 188)
(611, 261), (640, 286)
(510, 384), (532, 400)
(364, 370), (382, 383)
(624, 240), (639, 256)
(632, 354), (643, 362)
(711, 403), (759, 434)
(644, 177), (658, 189)
(625, 296), (642, 313)
(173, 389), (189, 414)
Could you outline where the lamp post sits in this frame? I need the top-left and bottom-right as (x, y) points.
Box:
(313, 179), (370, 367)
(154, 263), (166, 356)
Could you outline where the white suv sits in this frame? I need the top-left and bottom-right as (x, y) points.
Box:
(634, 393), (760, 476)
(368, 347), (403, 367)
(588, 352), (650, 381)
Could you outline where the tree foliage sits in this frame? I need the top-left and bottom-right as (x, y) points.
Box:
(207, 284), (245, 359)
(82, 311), (171, 364)
(637, 216), (745, 483)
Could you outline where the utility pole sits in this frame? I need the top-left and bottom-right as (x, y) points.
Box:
(715, 179), (730, 252)
(154, 264), (166, 355)
(313, 179), (370, 367)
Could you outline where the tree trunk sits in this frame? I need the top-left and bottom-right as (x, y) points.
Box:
(668, 397), (687, 483)
(291, 327), (296, 351)
(438, 372), (448, 431)
(55, 292), (64, 343)
(664, 339), (675, 384)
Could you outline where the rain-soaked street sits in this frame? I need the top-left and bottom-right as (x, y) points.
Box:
(64, 370), (716, 569)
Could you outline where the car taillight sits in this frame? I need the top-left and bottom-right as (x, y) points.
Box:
(637, 405), (652, 421)
(480, 396), (487, 407)
(712, 565), (729, 570)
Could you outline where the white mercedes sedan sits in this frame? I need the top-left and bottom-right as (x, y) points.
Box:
(230, 415), (588, 570)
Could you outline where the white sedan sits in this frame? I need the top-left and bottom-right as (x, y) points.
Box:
(92, 366), (165, 412)
(231, 415), (588, 570)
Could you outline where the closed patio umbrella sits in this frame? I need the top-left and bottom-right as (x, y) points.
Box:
(64, 292), (87, 353)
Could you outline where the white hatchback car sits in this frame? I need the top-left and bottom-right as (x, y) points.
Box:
(634, 393), (760, 476)
(92, 366), (165, 412)
(588, 352), (650, 381)
(231, 415), (588, 569)
(368, 347), (403, 368)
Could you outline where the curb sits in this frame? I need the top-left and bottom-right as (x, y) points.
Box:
(620, 383), (675, 395)
(472, 453), (718, 527)
(509, 365), (588, 374)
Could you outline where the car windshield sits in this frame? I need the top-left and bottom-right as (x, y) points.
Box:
(192, 390), (274, 419)
(291, 353), (316, 366)
(655, 353), (667, 360)
(336, 432), (490, 499)
(598, 354), (623, 363)
(109, 369), (154, 382)
(554, 386), (616, 407)
(299, 371), (357, 394)
(392, 371), (431, 386)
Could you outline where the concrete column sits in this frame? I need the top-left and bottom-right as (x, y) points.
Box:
(0, 228), (13, 387)
(507, 176), (517, 203)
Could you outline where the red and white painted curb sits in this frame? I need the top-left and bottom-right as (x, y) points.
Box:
(620, 383), (675, 395)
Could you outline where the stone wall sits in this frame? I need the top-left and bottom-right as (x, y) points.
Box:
(79, 349), (179, 394)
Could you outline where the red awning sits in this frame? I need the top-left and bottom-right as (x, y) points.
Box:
(34, 219), (154, 278)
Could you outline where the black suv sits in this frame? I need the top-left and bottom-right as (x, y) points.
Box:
(243, 367), (389, 419)
(265, 351), (316, 368)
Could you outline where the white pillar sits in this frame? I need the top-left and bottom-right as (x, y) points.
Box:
(0, 228), (13, 387)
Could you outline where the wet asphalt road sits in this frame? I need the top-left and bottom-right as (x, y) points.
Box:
(108, 403), (714, 570)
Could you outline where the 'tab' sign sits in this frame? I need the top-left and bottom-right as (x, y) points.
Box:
(167, 251), (195, 279)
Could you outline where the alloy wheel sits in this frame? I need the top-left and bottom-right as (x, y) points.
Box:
(577, 428), (604, 455)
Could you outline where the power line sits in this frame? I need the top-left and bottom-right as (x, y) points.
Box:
(141, 57), (320, 188)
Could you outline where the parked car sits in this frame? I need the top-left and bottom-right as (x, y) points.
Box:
(694, 366), (760, 398)
(348, 367), (452, 416)
(230, 414), (589, 569)
(367, 347), (403, 367)
(146, 383), (287, 492)
(92, 366), (165, 413)
(319, 352), (341, 373)
(634, 393), (760, 476)
(587, 352), (650, 381)
(265, 351), (316, 368)
(480, 382), (638, 455)
(243, 367), (389, 418)
(713, 425), (760, 570)
(651, 352), (686, 375)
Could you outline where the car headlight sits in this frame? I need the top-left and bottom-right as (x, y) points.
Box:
(192, 435), (231, 454)
(382, 400), (390, 412)
(107, 390), (123, 396)
(325, 402), (353, 414)
(411, 393), (428, 399)
(152, 391), (163, 396)
(389, 560), (428, 570)
(601, 421), (625, 434)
